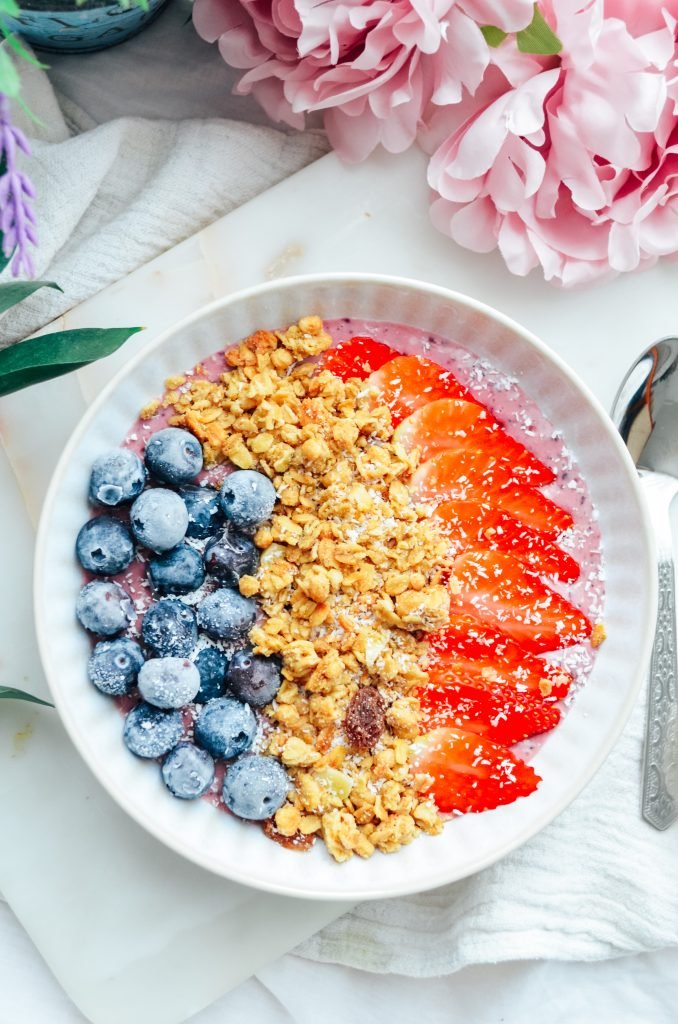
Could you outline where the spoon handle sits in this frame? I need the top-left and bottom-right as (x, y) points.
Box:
(640, 470), (678, 830)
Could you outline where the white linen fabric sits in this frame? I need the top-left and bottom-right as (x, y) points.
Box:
(2, 2), (678, 1015)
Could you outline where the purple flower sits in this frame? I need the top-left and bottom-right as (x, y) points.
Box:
(0, 92), (37, 278)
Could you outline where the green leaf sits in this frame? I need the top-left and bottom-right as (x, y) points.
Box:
(0, 151), (11, 276)
(517, 4), (562, 54)
(481, 25), (507, 47)
(3, 32), (49, 69)
(0, 47), (20, 97)
(0, 280), (63, 315)
(0, 686), (53, 707)
(0, 326), (143, 397)
(0, 0), (21, 19)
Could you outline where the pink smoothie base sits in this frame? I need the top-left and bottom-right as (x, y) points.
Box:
(85, 317), (605, 816)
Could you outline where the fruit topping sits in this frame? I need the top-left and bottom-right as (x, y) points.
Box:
(161, 742), (215, 800)
(148, 543), (206, 595)
(141, 599), (198, 658)
(366, 354), (474, 425)
(321, 336), (397, 380)
(137, 657), (201, 709)
(193, 647), (229, 704)
(222, 754), (291, 820)
(130, 488), (189, 552)
(76, 580), (134, 637)
(179, 484), (223, 539)
(204, 528), (260, 586)
(417, 683), (561, 747)
(123, 702), (184, 759)
(218, 470), (277, 535)
(88, 638), (144, 696)
(89, 448), (146, 507)
(196, 588), (257, 640)
(145, 426), (203, 485)
(225, 648), (282, 707)
(194, 696), (257, 759)
(412, 726), (540, 814)
(76, 516), (135, 576)
(344, 686), (386, 751)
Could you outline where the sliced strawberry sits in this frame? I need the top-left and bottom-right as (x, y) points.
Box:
(395, 399), (555, 486)
(417, 683), (561, 746)
(322, 336), (397, 380)
(411, 453), (573, 537)
(433, 500), (579, 582)
(426, 614), (572, 698)
(450, 549), (592, 653)
(412, 726), (540, 813)
(366, 354), (475, 425)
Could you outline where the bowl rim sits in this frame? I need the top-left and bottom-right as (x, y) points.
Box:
(33, 271), (656, 900)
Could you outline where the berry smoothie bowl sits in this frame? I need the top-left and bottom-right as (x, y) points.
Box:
(35, 274), (654, 901)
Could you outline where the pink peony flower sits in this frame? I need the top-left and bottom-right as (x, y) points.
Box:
(193, 0), (536, 162)
(428, 0), (678, 286)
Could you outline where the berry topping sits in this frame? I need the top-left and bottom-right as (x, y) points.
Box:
(222, 754), (290, 821)
(76, 516), (135, 576)
(144, 427), (203, 485)
(179, 484), (223, 539)
(321, 336), (397, 380)
(204, 528), (259, 586)
(161, 742), (215, 800)
(194, 696), (257, 759)
(88, 638), (144, 696)
(89, 448), (146, 507)
(225, 648), (281, 707)
(130, 488), (189, 553)
(149, 543), (206, 595)
(137, 657), (200, 709)
(218, 470), (276, 534)
(193, 647), (229, 703)
(417, 683), (561, 747)
(123, 702), (184, 759)
(76, 580), (134, 637)
(197, 588), (257, 640)
(366, 354), (474, 426)
(142, 599), (198, 658)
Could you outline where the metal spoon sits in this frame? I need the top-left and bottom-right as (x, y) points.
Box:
(612, 338), (678, 830)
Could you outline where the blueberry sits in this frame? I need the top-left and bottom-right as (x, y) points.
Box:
(218, 470), (276, 534)
(204, 528), (259, 586)
(123, 702), (183, 759)
(88, 638), (144, 696)
(149, 543), (205, 595)
(89, 448), (146, 507)
(197, 588), (257, 640)
(161, 742), (215, 799)
(194, 697), (257, 759)
(194, 647), (229, 703)
(145, 427), (203, 485)
(76, 580), (134, 637)
(142, 599), (197, 657)
(130, 488), (188, 553)
(76, 516), (135, 576)
(222, 754), (290, 821)
(225, 648), (281, 707)
(137, 657), (200, 709)
(179, 485), (223, 540)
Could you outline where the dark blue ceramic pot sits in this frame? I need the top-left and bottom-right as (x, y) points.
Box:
(5, 0), (171, 53)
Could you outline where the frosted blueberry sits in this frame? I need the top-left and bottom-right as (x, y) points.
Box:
(76, 580), (134, 637)
(137, 657), (200, 709)
(149, 543), (205, 595)
(142, 599), (198, 658)
(88, 638), (144, 696)
(194, 647), (229, 703)
(225, 648), (281, 707)
(222, 755), (290, 821)
(76, 516), (135, 576)
(204, 528), (259, 586)
(123, 702), (183, 759)
(179, 485), (223, 540)
(145, 427), (203, 485)
(161, 742), (215, 799)
(218, 470), (276, 534)
(130, 488), (188, 553)
(89, 448), (146, 507)
(197, 588), (257, 640)
(194, 697), (256, 759)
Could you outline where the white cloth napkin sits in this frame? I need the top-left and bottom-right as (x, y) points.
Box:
(4, 41), (678, 987)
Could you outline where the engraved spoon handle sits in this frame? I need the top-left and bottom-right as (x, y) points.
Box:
(640, 469), (678, 830)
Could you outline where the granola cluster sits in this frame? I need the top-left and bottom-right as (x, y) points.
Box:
(162, 317), (452, 861)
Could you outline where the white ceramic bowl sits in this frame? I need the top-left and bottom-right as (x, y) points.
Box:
(35, 274), (655, 901)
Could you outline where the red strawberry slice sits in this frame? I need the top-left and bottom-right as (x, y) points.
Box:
(433, 500), (580, 582)
(428, 654), (569, 700)
(411, 453), (573, 537)
(412, 726), (540, 813)
(450, 549), (592, 653)
(322, 336), (397, 380)
(395, 399), (555, 486)
(366, 354), (475, 425)
(417, 683), (561, 747)
(426, 614), (572, 698)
